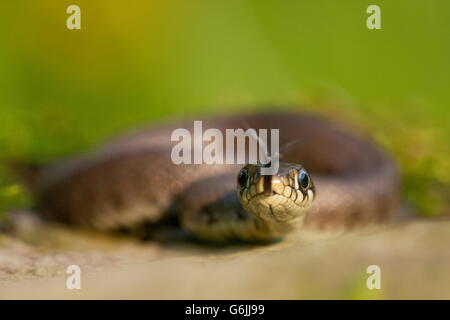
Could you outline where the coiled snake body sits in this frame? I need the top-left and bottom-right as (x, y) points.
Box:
(32, 112), (402, 243)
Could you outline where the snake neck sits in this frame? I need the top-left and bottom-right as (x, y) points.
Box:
(178, 187), (304, 243)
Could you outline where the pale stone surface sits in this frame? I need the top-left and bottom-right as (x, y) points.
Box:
(0, 219), (449, 299)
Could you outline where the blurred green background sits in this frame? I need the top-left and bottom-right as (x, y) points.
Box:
(0, 0), (448, 217)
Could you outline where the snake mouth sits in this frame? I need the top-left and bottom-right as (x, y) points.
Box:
(237, 163), (315, 223)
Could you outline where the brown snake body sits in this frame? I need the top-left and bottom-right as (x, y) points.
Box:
(32, 112), (402, 243)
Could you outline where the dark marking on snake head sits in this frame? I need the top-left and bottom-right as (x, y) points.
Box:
(263, 175), (272, 196)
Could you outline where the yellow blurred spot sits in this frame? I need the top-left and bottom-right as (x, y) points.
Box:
(1, 184), (22, 198)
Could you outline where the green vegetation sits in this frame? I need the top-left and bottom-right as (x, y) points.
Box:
(0, 0), (448, 216)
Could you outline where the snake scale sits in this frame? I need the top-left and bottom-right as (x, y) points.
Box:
(30, 112), (402, 243)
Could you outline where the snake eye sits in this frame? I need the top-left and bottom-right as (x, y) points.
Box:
(238, 168), (249, 187)
(298, 170), (310, 190)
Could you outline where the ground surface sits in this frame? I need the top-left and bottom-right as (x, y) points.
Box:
(1, 218), (449, 299)
(0, 1), (449, 300)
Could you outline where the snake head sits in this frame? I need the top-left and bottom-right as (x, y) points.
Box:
(236, 163), (315, 223)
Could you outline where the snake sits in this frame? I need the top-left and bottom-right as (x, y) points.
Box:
(28, 112), (402, 243)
